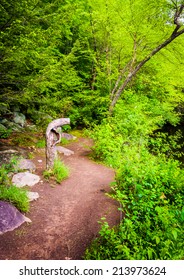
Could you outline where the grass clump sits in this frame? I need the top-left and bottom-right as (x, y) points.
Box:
(36, 139), (45, 148)
(0, 162), (29, 212)
(43, 158), (69, 184)
(0, 185), (29, 212)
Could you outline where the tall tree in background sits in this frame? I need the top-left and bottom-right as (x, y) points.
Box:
(0, 0), (37, 113)
(107, 0), (184, 113)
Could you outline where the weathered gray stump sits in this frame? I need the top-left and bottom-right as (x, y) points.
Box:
(45, 118), (70, 169)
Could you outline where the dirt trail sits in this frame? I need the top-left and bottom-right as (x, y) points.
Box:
(0, 138), (119, 260)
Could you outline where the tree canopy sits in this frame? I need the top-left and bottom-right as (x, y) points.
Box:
(0, 0), (184, 124)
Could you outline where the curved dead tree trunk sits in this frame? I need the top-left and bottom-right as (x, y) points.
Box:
(46, 118), (70, 169)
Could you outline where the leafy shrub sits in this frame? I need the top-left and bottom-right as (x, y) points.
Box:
(90, 90), (181, 168)
(85, 92), (184, 260)
(149, 130), (184, 160)
(0, 127), (12, 139)
(85, 147), (184, 260)
(90, 121), (123, 167)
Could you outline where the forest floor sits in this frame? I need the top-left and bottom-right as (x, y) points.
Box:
(0, 137), (120, 260)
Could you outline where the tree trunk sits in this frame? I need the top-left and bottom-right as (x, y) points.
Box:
(45, 118), (70, 169)
(109, 24), (184, 114)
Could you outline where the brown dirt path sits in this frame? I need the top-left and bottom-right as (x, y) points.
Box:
(0, 138), (120, 260)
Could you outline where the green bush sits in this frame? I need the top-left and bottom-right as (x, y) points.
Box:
(0, 127), (12, 139)
(149, 130), (184, 160)
(90, 90), (180, 168)
(85, 148), (184, 260)
(85, 92), (184, 260)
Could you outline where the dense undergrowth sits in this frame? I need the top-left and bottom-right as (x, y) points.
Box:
(84, 91), (184, 260)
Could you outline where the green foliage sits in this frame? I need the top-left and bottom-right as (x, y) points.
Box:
(85, 88), (184, 260)
(43, 159), (69, 184)
(52, 159), (69, 183)
(43, 169), (52, 181)
(36, 139), (45, 148)
(0, 126), (12, 139)
(0, 184), (29, 213)
(149, 130), (184, 160)
(0, 0), (184, 259)
(85, 148), (184, 260)
(10, 132), (35, 147)
(0, 161), (29, 212)
(90, 89), (181, 167)
(1, 0), (184, 127)
(60, 138), (69, 146)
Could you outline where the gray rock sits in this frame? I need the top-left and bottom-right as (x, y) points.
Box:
(0, 119), (8, 125)
(0, 201), (31, 235)
(1, 119), (22, 131)
(0, 149), (18, 154)
(13, 112), (26, 127)
(0, 149), (19, 167)
(0, 146), (28, 167)
(10, 124), (23, 132)
(16, 159), (36, 172)
(61, 133), (77, 140)
(1, 119), (13, 127)
(26, 192), (39, 201)
(12, 172), (40, 187)
(26, 124), (37, 131)
(55, 146), (74, 156)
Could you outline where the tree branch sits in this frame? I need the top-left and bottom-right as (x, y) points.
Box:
(172, 3), (184, 35)
(109, 25), (184, 114)
(110, 60), (132, 100)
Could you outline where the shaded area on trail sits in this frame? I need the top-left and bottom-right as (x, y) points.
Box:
(0, 138), (120, 260)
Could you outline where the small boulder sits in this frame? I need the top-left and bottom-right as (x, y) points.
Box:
(55, 146), (74, 156)
(0, 149), (18, 154)
(13, 112), (26, 127)
(26, 192), (39, 201)
(0, 149), (18, 167)
(16, 159), (36, 172)
(61, 133), (77, 140)
(0, 201), (31, 235)
(12, 172), (40, 187)
(1, 119), (23, 131)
